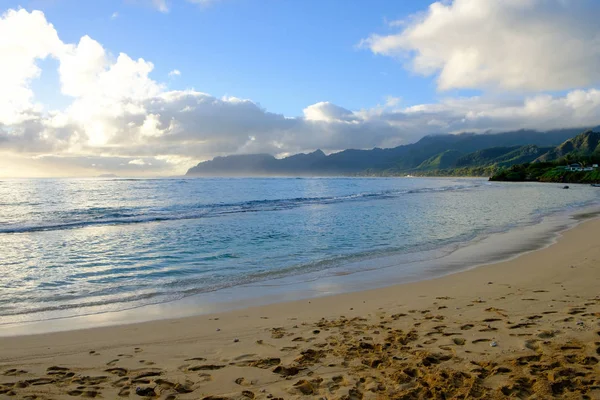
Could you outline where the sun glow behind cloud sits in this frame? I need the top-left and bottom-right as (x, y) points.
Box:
(1, 1), (600, 177)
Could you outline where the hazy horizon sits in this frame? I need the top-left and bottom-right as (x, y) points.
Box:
(2, 0), (600, 177)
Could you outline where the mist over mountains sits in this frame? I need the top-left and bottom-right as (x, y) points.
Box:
(186, 128), (595, 177)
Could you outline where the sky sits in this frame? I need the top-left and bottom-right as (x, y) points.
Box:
(1, 0), (600, 177)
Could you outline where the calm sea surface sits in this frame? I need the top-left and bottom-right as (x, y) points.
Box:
(0, 177), (598, 325)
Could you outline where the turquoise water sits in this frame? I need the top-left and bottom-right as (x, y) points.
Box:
(0, 177), (598, 325)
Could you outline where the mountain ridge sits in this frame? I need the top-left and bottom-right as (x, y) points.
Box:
(490, 130), (600, 183)
(186, 127), (596, 177)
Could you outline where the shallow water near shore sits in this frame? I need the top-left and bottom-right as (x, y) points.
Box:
(0, 177), (599, 334)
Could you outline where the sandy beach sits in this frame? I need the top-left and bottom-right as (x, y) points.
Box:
(1, 218), (599, 399)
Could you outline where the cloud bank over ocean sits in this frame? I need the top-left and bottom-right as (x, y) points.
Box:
(1, 1), (600, 176)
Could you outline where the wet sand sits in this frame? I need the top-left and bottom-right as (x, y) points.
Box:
(1, 218), (599, 399)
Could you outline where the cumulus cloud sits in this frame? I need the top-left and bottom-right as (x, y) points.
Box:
(361, 0), (600, 91)
(0, 9), (64, 125)
(168, 69), (181, 77)
(303, 102), (359, 123)
(1, 7), (600, 177)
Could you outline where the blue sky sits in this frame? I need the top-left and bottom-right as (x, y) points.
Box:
(4, 0), (447, 115)
(1, 0), (600, 176)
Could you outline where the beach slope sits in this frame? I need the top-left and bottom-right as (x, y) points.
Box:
(1, 219), (599, 399)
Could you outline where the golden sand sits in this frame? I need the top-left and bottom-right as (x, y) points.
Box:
(1, 218), (599, 399)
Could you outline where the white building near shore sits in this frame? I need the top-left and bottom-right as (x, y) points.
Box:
(563, 163), (599, 172)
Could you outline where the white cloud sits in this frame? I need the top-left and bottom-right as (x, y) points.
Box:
(303, 102), (358, 123)
(111, 12), (119, 20)
(153, 0), (170, 13)
(0, 9), (64, 125)
(128, 159), (148, 165)
(361, 0), (600, 91)
(168, 69), (181, 77)
(1, 7), (600, 177)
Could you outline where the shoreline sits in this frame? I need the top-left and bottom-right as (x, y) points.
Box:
(1, 214), (599, 398)
(0, 203), (597, 336)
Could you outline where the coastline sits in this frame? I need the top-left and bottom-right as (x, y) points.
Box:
(1, 200), (594, 334)
(1, 215), (599, 398)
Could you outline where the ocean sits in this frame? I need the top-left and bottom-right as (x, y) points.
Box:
(0, 177), (598, 329)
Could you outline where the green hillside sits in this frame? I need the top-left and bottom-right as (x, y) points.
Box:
(416, 150), (464, 171)
(456, 145), (553, 168)
(187, 128), (590, 176)
(535, 130), (600, 162)
(490, 130), (600, 183)
(411, 145), (554, 177)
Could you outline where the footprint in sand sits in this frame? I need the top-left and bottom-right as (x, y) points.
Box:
(500, 377), (536, 397)
(524, 339), (540, 351)
(186, 364), (225, 371)
(235, 357), (280, 368)
(272, 365), (302, 377)
(47, 366), (70, 374)
(130, 371), (161, 385)
(106, 368), (128, 377)
(483, 318), (502, 323)
(0, 384), (16, 396)
(28, 377), (57, 386)
(508, 322), (536, 329)
(197, 373), (212, 383)
(3, 369), (27, 376)
(513, 354), (541, 365)
(233, 353), (257, 361)
(135, 387), (157, 397)
(117, 386), (130, 397)
(537, 330), (558, 339)
(270, 327), (286, 338)
(235, 377), (252, 386)
(327, 375), (348, 394)
(112, 377), (129, 388)
(67, 389), (101, 397)
(154, 378), (194, 394)
(71, 376), (108, 386)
